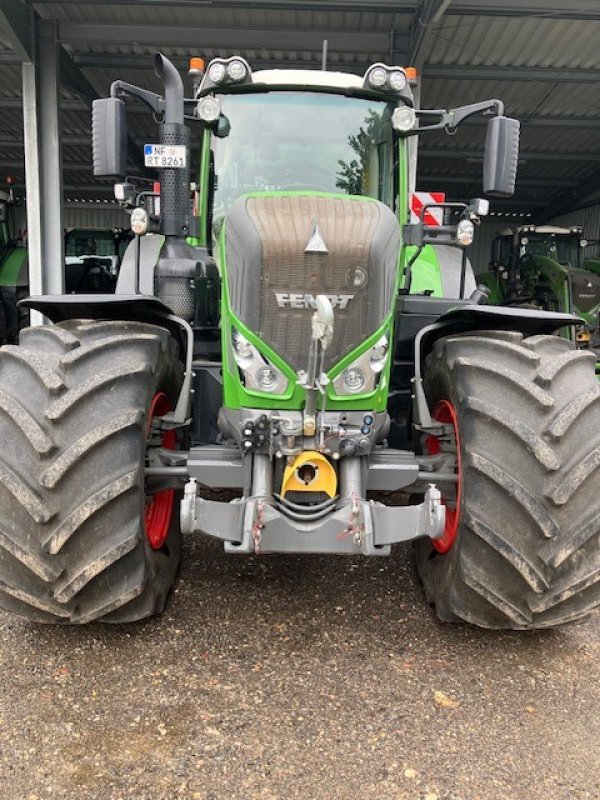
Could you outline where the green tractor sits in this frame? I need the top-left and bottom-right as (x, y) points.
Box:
(64, 227), (132, 294)
(1, 53), (599, 630)
(0, 189), (28, 344)
(479, 224), (600, 360)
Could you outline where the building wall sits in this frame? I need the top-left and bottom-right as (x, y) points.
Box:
(13, 202), (129, 240)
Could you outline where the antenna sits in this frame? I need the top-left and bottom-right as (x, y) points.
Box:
(321, 39), (328, 71)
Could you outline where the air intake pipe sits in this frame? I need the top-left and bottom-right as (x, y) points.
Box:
(153, 53), (197, 320)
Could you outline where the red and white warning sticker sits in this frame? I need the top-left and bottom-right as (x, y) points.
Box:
(410, 191), (446, 226)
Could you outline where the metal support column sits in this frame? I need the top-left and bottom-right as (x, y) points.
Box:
(37, 19), (64, 296)
(21, 62), (43, 325)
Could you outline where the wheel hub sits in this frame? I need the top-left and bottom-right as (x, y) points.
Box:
(426, 400), (461, 554)
(145, 392), (176, 549)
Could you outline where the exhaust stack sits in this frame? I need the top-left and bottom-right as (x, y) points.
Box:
(153, 53), (190, 239)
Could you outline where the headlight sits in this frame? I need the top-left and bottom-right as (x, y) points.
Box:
(343, 368), (366, 394)
(203, 57), (252, 91)
(392, 106), (416, 133)
(332, 334), (390, 395)
(196, 95), (221, 123)
(256, 366), (278, 391)
(456, 219), (475, 247)
(233, 330), (252, 360)
(208, 62), (226, 83)
(231, 328), (289, 394)
(364, 64), (410, 96)
(368, 67), (387, 88)
(228, 59), (247, 82)
(389, 70), (407, 91)
(369, 335), (389, 372)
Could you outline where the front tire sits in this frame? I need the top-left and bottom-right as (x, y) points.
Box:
(416, 331), (600, 629)
(0, 320), (183, 624)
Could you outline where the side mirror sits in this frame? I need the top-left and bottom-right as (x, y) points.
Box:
(92, 97), (127, 178)
(483, 115), (520, 197)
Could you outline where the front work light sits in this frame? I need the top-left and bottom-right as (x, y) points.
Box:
(197, 95), (221, 123)
(389, 70), (407, 92)
(368, 67), (387, 88)
(201, 57), (253, 93)
(227, 58), (248, 82)
(208, 61), (226, 84)
(392, 106), (416, 133)
(363, 63), (411, 101)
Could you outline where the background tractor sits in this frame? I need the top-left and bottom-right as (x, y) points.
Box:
(0, 188), (28, 344)
(479, 224), (600, 360)
(64, 227), (132, 294)
(0, 54), (598, 631)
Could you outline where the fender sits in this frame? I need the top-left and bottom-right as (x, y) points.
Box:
(411, 302), (580, 430)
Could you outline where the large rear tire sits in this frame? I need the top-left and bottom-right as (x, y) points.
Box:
(416, 331), (600, 629)
(0, 320), (183, 624)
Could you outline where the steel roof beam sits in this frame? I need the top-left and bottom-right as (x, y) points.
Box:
(536, 167), (600, 222)
(0, 0), (33, 60)
(32, 0), (600, 20)
(420, 148), (600, 163)
(418, 175), (578, 188)
(463, 116), (600, 129)
(410, 0), (452, 67)
(425, 65), (600, 82)
(59, 22), (408, 54)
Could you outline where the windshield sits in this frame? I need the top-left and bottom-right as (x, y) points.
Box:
(520, 234), (581, 266)
(210, 91), (396, 233)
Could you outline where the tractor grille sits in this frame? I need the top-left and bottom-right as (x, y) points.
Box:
(571, 268), (600, 314)
(224, 194), (400, 370)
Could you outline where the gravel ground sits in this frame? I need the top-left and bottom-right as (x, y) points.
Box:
(1, 536), (599, 800)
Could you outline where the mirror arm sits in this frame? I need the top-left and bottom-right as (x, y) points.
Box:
(110, 80), (164, 117)
(412, 98), (505, 135)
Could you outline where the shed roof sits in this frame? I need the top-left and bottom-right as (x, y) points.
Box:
(0, 0), (599, 219)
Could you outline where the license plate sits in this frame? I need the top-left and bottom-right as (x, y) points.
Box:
(144, 144), (186, 168)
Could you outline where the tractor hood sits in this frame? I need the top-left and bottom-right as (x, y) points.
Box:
(221, 192), (400, 370)
(570, 267), (600, 315)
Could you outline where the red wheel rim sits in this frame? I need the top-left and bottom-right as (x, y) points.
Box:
(426, 400), (461, 554)
(145, 392), (176, 550)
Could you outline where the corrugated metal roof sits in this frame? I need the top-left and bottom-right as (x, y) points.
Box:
(0, 2), (594, 215)
(426, 15), (600, 69)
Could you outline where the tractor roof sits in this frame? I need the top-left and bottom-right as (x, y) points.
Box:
(251, 69), (364, 92)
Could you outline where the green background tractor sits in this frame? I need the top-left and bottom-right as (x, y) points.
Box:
(0, 189), (28, 344)
(479, 224), (600, 362)
(0, 54), (598, 631)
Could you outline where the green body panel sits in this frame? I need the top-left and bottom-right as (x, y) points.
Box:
(0, 245), (27, 287)
(404, 245), (444, 296)
(584, 257), (600, 277)
(477, 269), (503, 305)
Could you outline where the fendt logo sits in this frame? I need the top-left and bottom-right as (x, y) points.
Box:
(275, 293), (354, 309)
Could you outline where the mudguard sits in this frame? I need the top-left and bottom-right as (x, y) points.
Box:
(411, 302), (581, 429)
